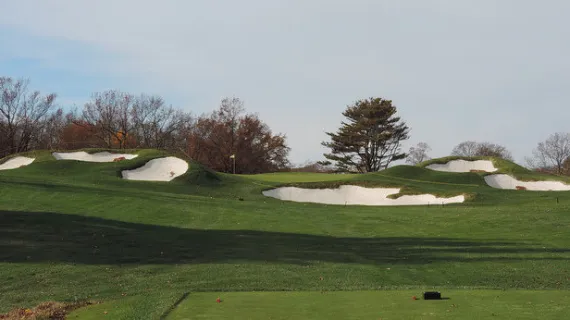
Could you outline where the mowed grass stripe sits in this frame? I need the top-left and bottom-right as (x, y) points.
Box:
(161, 290), (570, 320)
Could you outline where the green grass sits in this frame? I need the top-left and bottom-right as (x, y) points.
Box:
(1, 150), (570, 319)
(155, 290), (569, 320)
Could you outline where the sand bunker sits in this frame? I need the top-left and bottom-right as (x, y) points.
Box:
(484, 174), (570, 191)
(262, 185), (464, 206)
(53, 151), (138, 162)
(0, 156), (35, 170)
(426, 159), (498, 173)
(121, 157), (189, 181)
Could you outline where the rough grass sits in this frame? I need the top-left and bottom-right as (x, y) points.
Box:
(1, 150), (570, 319)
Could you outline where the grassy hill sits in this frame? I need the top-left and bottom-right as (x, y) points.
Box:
(419, 155), (570, 183)
(1, 150), (569, 319)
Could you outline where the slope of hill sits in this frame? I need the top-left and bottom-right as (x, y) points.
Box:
(1, 150), (569, 319)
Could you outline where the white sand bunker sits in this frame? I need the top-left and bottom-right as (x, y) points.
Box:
(484, 174), (570, 191)
(52, 151), (138, 162)
(0, 156), (35, 170)
(121, 157), (189, 181)
(263, 185), (464, 206)
(426, 159), (498, 173)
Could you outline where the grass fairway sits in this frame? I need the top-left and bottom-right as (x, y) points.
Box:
(157, 290), (569, 320)
(1, 150), (570, 319)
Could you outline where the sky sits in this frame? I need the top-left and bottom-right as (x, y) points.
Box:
(1, 0), (569, 166)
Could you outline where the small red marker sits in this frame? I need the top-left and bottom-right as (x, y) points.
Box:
(412, 296), (417, 300)
(216, 297), (221, 303)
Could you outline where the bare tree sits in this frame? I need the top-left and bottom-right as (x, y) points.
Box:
(34, 108), (70, 150)
(526, 132), (570, 174)
(451, 140), (512, 160)
(81, 90), (136, 148)
(406, 142), (431, 165)
(451, 141), (478, 157)
(131, 94), (180, 148)
(81, 91), (194, 150)
(213, 97), (245, 159)
(0, 76), (57, 156)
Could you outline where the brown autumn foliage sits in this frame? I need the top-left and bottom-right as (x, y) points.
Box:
(59, 121), (105, 149)
(0, 300), (92, 320)
(1, 76), (290, 173)
(530, 157), (570, 176)
(110, 131), (137, 148)
(186, 97), (290, 174)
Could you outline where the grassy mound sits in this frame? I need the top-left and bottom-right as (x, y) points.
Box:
(1, 149), (570, 318)
(249, 166), (488, 202)
(419, 156), (527, 173)
(419, 156), (570, 184)
(0, 148), (222, 187)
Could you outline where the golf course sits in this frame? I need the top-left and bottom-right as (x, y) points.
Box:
(1, 149), (569, 319)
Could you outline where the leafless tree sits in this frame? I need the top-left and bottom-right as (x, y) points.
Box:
(406, 142), (431, 165)
(81, 90), (136, 148)
(526, 132), (570, 174)
(33, 108), (71, 150)
(130, 94), (194, 149)
(451, 140), (512, 160)
(0, 76), (57, 156)
(451, 141), (479, 157)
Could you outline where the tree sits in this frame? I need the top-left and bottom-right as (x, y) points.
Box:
(450, 141), (478, 157)
(321, 97), (410, 173)
(130, 95), (193, 149)
(526, 132), (570, 174)
(81, 90), (135, 148)
(451, 141), (512, 160)
(60, 120), (102, 149)
(406, 142), (431, 165)
(80, 90), (194, 150)
(563, 158), (570, 175)
(0, 76), (57, 156)
(475, 142), (513, 160)
(186, 97), (290, 174)
(33, 108), (74, 150)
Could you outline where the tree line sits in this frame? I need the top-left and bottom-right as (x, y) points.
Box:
(319, 96), (570, 176)
(0, 76), (289, 174)
(2, 76), (568, 175)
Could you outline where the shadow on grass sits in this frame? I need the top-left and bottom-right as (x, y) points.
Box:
(0, 179), (229, 203)
(1, 210), (569, 266)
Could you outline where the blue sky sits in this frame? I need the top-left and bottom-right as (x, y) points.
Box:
(1, 0), (569, 166)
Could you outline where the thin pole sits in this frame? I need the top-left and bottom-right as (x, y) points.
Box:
(233, 157), (236, 174)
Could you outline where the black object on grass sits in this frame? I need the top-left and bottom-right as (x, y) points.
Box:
(423, 291), (442, 300)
